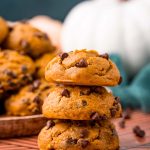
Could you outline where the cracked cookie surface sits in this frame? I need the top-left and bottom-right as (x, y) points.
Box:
(38, 120), (119, 150)
(45, 50), (121, 86)
(5, 79), (53, 116)
(3, 23), (54, 58)
(0, 17), (8, 44)
(42, 85), (122, 120)
(0, 50), (35, 97)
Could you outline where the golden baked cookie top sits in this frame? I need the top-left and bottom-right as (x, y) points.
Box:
(0, 17), (8, 44)
(0, 50), (35, 96)
(5, 79), (53, 116)
(3, 23), (54, 58)
(38, 120), (119, 150)
(45, 50), (121, 86)
(42, 85), (122, 120)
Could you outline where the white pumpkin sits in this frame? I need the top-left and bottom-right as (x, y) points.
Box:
(61, 0), (150, 77)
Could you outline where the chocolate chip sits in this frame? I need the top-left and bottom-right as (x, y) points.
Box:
(119, 119), (125, 128)
(9, 26), (13, 31)
(90, 112), (107, 121)
(78, 139), (89, 148)
(80, 129), (89, 138)
(32, 107), (40, 114)
(110, 108), (116, 117)
(21, 65), (28, 73)
(20, 40), (30, 49)
(118, 76), (123, 84)
(90, 87), (102, 94)
(7, 80), (16, 87)
(49, 148), (55, 150)
(4, 70), (17, 78)
(62, 89), (70, 98)
(82, 100), (87, 106)
(111, 128), (117, 136)
(133, 126), (145, 138)
(33, 80), (41, 89)
(66, 138), (77, 145)
(75, 59), (88, 68)
(80, 89), (91, 96)
(46, 120), (55, 130)
(34, 32), (49, 40)
(90, 112), (99, 120)
(33, 96), (41, 104)
(100, 53), (109, 60)
(43, 33), (49, 40)
(115, 97), (120, 102)
(22, 74), (33, 82)
(59, 53), (68, 60)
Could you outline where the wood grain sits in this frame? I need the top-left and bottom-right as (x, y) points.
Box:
(0, 115), (47, 138)
(0, 111), (149, 150)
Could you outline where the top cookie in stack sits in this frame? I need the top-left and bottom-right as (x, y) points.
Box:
(45, 50), (121, 86)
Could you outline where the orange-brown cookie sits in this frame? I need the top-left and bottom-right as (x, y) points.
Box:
(0, 50), (35, 97)
(45, 50), (121, 86)
(5, 79), (53, 116)
(3, 23), (54, 58)
(42, 85), (122, 120)
(36, 50), (61, 78)
(0, 17), (8, 44)
(38, 120), (119, 150)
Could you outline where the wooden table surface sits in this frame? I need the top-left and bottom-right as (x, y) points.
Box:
(0, 111), (150, 150)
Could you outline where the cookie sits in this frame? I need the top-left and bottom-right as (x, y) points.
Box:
(3, 23), (54, 58)
(5, 79), (53, 116)
(42, 85), (122, 120)
(0, 50), (35, 97)
(38, 120), (119, 150)
(36, 50), (61, 78)
(0, 17), (8, 44)
(45, 50), (121, 86)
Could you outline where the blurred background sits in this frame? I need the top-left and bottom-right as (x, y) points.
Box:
(0, 0), (84, 21)
(0, 0), (150, 113)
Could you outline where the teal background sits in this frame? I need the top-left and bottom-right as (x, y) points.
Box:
(0, 0), (84, 21)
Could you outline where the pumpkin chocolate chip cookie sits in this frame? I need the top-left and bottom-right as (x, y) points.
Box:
(5, 79), (53, 116)
(0, 17), (8, 44)
(35, 50), (61, 78)
(42, 85), (122, 120)
(0, 50), (35, 97)
(45, 50), (121, 86)
(3, 23), (54, 58)
(38, 120), (119, 150)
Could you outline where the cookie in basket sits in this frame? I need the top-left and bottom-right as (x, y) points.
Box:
(0, 17), (8, 44)
(0, 50), (35, 97)
(35, 50), (61, 78)
(3, 23), (54, 58)
(5, 79), (53, 116)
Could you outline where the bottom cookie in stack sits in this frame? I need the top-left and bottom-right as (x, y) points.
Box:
(38, 120), (119, 150)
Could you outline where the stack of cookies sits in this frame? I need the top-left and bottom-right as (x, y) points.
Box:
(38, 50), (122, 150)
